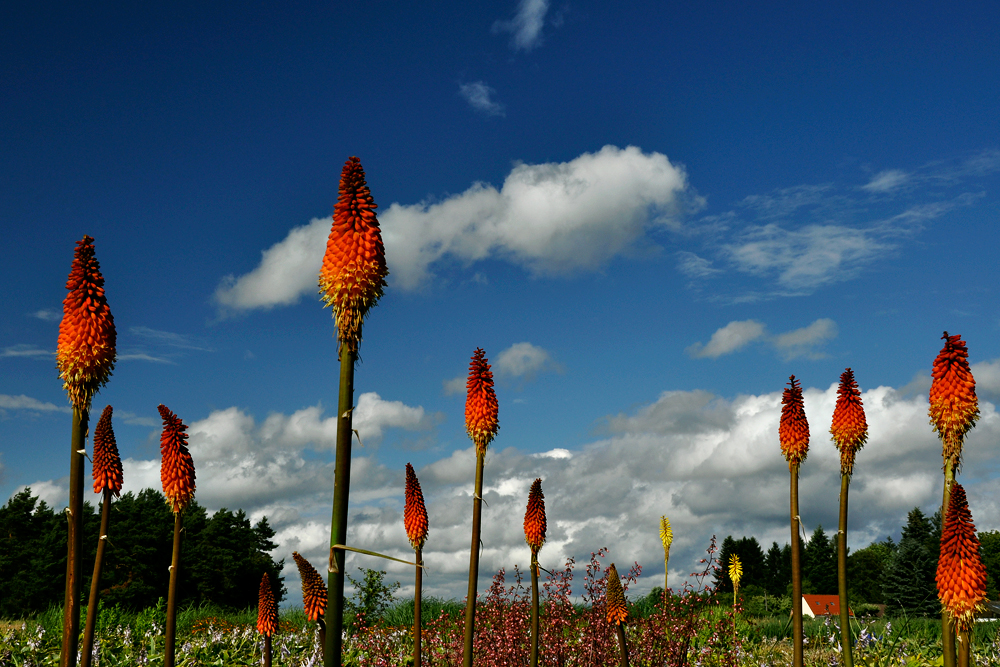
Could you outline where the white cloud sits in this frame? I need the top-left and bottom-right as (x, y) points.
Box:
(459, 82), (505, 117)
(686, 320), (766, 359)
(29, 309), (60, 322)
(863, 169), (910, 193)
(772, 318), (838, 360)
(117, 353), (173, 364)
(2, 344), (53, 359)
(495, 342), (559, 380)
(492, 0), (550, 51)
(442, 376), (466, 397)
(15, 479), (68, 508)
(973, 358), (1000, 400)
(0, 394), (70, 413)
(675, 251), (721, 279)
(214, 146), (688, 310)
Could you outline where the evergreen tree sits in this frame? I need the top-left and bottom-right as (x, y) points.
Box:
(714, 535), (766, 593)
(803, 525), (837, 594)
(847, 538), (895, 604)
(882, 508), (939, 617)
(715, 535), (738, 592)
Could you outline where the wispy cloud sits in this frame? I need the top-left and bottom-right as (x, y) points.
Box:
(130, 326), (211, 351)
(0, 394), (70, 413)
(675, 251), (722, 279)
(1, 344), (53, 359)
(686, 320), (766, 359)
(688, 318), (838, 360)
(459, 81), (505, 117)
(215, 146), (688, 311)
(492, 0), (550, 51)
(862, 169), (910, 193)
(117, 352), (174, 364)
(772, 318), (838, 360)
(28, 309), (60, 322)
(442, 376), (466, 397)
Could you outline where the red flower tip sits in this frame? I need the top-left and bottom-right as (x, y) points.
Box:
(257, 572), (279, 637)
(92, 404), (123, 496)
(929, 331), (979, 470)
(56, 235), (116, 410)
(318, 156), (389, 352)
(936, 483), (987, 631)
(605, 563), (628, 626)
(158, 404), (196, 513)
(779, 375), (809, 467)
(404, 462), (429, 551)
(292, 552), (327, 622)
(465, 348), (499, 454)
(524, 478), (546, 554)
(830, 368), (868, 475)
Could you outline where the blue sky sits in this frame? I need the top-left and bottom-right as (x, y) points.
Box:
(3, 0), (1000, 601)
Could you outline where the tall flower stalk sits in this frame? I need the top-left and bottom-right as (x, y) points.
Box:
(929, 332), (979, 667)
(729, 554), (742, 649)
(258, 573), (279, 667)
(318, 156), (388, 667)
(606, 563), (630, 667)
(462, 348), (499, 667)
(659, 516), (673, 593)
(158, 405), (196, 667)
(936, 483), (987, 667)
(56, 235), (116, 667)
(80, 405), (122, 667)
(293, 552), (328, 658)
(830, 368), (867, 667)
(779, 375), (809, 667)
(524, 478), (546, 667)
(404, 463), (429, 667)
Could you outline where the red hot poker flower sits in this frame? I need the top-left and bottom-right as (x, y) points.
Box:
(605, 563), (628, 626)
(404, 463), (429, 551)
(936, 483), (987, 631)
(92, 405), (123, 496)
(779, 375), (809, 467)
(318, 156), (389, 352)
(56, 235), (116, 410)
(524, 478), (546, 554)
(257, 573), (279, 637)
(830, 368), (868, 476)
(292, 552), (327, 622)
(465, 348), (499, 455)
(929, 332), (979, 470)
(158, 405), (196, 513)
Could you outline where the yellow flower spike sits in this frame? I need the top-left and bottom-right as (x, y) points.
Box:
(728, 553), (743, 595)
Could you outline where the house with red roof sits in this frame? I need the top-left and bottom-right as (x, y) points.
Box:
(801, 595), (853, 618)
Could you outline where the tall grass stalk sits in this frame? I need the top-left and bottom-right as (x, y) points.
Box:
(164, 511), (182, 667)
(462, 448), (486, 667)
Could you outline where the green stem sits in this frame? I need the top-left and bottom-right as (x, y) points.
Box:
(957, 626), (970, 667)
(414, 547), (423, 667)
(61, 406), (88, 667)
(164, 511), (182, 667)
(80, 488), (111, 667)
(530, 553), (539, 667)
(790, 464), (803, 667)
(943, 462), (956, 667)
(325, 347), (356, 667)
(838, 473), (854, 667)
(664, 555), (669, 593)
(462, 449), (486, 667)
(616, 623), (630, 667)
(264, 634), (272, 667)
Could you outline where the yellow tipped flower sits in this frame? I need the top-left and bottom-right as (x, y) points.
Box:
(404, 463), (429, 551)
(92, 404), (123, 496)
(659, 516), (673, 554)
(56, 235), (116, 410)
(292, 552), (327, 622)
(523, 478), (546, 554)
(157, 405), (196, 513)
(465, 348), (499, 455)
(728, 554), (743, 594)
(937, 483), (987, 631)
(779, 375), (809, 467)
(830, 368), (868, 476)
(318, 156), (389, 352)
(257, 573), (279, 637)
(929, 332), (979, 470)
(605, 563), (628, 626)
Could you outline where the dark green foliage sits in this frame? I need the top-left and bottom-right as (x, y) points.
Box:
(345, 567), (401, 630)
(979, 530), (1000, 600)
(763, 542), (791, 596)
(714, 535), (766, 592)
(847, 537), (895, 604)
(883, 508), (939, 617)
(803, 525), (837, 595)
(0, 487), (283, 617)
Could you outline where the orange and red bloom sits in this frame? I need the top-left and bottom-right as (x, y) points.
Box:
(292, 552), (327, 622)
(937, 483), (987, 631)
(524, 478), (546, 554)
(605, 563), (628, 626)
(780, 375), (809, 467)
(830, 368), (867, 476)
(57, 235), (116, 410)
(404, 463), (429, 552)
(257, 573), (279, 637)
(92, 404), (123, 496)
(465, 348), (499, 454)
(929, 332), (979, 469)
(158, 405), (196, 513)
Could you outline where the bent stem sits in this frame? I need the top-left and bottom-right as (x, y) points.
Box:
(164, 511), (182, 667)
(61, 406), (88, 667)
(80, 488), (111, 667)
(413, 547), (423, 667)
(838, 473), (854, 667)
(530, 553), (540, 667)
(790, 463), (803, 667)
(325, 348), (356, 667)
(462, 449), (486, 667)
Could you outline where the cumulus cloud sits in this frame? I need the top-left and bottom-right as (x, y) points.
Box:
(863, 169), (910, 193)
(495, 342), (559, 380)
(214, 146), (688, 311)
(772, 318), (838, 360)
(0, 394), (70, 413)
(686, 320), (766, 359)
(492, 0), (549, 51)
(459, 82), (505, 117)
(973, 358), (1000, 400)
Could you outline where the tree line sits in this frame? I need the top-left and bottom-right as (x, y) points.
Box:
(713, 507), (1000, 617)
(0, 487), (284, 619)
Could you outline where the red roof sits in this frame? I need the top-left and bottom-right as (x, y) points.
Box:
(803, 595), (853, 616)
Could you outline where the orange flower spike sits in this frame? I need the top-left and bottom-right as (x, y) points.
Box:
(830, 368), (868, 476)
(292, 552), (327, 622)
(404, 463), (429, 551)
(157, 405), (196, 513)
(257, 573), (279, 637)
(465, 348), (499, 455)
(92, 405), (123, 496)
(318, 156), (389, 352)
(936, 483), (987, 631)
(929, 332), (979, 470)
(779, 375), (809, 467)
(605, 563), (628, 626)
(524, 478), (546, 554)
(56, 235), (117, 410)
